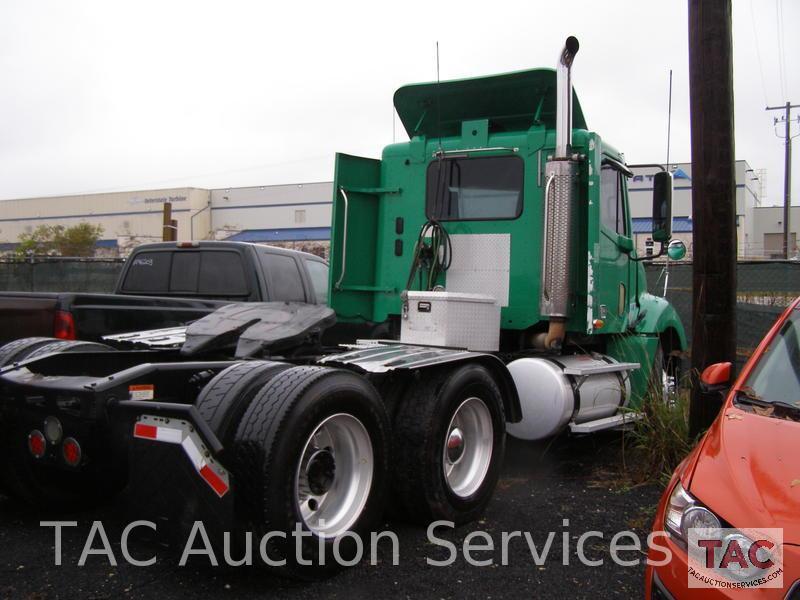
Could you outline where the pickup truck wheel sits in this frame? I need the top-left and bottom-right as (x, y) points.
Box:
(0, 337), (61, 367)
(0, 339), (115, 508)
(232, 366), (389, 579)
(195, 360), (290, 451)
(391, 364), (505, 525)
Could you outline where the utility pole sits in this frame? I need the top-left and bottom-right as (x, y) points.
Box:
(766, 102), (799, 259)
(162, 202), (176, 242)
(688, 0), (737, 436)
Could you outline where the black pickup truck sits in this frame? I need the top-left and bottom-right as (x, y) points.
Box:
(0, 241), (329, 344)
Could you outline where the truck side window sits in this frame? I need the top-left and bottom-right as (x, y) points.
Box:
(426, 155), (523, 221)
(198, 251), (248, 296)
(122, 252), (171, 293)
(260, 252), (306, 302)
(600, 166), (627, 236)
(304, 260), (329, 304)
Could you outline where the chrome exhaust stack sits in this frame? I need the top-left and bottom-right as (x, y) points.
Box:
(540, 36), (580, 350)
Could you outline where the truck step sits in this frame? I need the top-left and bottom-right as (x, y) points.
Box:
(569, 412), (643, 434)
(562, 361), (639, 377)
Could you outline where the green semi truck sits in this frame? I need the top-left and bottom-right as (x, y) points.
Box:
(0, 37), (685, 576)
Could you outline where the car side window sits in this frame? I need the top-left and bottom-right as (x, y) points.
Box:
(600, 165), (627, 236)
(304, 260), (329, 304)
(259, 252), (306, 302)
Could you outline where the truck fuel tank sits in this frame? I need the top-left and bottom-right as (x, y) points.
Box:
(505, 354), (634, 441)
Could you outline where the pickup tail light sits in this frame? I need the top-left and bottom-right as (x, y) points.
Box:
(53, 310), (76, 340)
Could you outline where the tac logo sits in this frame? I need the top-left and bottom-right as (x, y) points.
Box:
(687, 528), (784, 589)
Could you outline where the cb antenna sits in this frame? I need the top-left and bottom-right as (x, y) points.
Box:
(666, 69), (673, 169)
(663, 69), (675, 298)
(436, 41), (443, 155)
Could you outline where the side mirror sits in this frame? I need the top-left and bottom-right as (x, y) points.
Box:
(700, 361), (732, 394)
(667, 239), (686, 261)
(652, 171), (673, 243)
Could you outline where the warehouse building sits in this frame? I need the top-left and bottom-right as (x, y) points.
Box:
(0, 182), (333, 257)
(0, 160), (794, 260)
(628, 160), (786, 258)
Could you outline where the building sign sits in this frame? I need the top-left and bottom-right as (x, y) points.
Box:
(129, 196), (188, 205)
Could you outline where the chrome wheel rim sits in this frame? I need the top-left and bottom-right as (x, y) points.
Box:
(295, 413), (373, 537)
(443, 397), (493, 498)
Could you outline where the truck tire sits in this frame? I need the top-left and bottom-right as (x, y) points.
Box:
(391, 364), (506, 525)
(651, 343), (680, 406)
(194, 360), (290, 452)
(231, 366), (389, 578)
(21, 340), (113, 361)
(0, 337), (61, 367)
(0, 339), (115, 508)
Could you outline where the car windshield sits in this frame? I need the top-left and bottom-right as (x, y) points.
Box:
(742, 310), (800, 406)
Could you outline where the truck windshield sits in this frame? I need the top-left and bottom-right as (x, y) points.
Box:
(742, 310), (800, 407)
(426, 155), (523, 221)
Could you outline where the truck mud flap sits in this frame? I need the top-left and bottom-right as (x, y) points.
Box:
(115, 401), (237, 548)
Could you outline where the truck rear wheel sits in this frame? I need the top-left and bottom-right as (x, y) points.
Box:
(21, 340), (113, 360)
(0, 337), (61, 367)
(231, 366), (389, 578)
(194, 360), (290, 452)
(391, 364), (506, 525)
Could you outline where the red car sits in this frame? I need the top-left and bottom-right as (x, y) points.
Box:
(646, 298), (800, 599)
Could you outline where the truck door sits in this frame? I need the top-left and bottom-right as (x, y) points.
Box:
(596, 162), (634, 332)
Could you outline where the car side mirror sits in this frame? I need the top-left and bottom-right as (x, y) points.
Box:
(652, 171), (673, 243)
(699, 361), (732, 395)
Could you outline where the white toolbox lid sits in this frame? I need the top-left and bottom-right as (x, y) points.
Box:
(406, 290), (498, 304)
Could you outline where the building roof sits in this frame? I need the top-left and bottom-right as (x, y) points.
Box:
(225, 227), (331, 242)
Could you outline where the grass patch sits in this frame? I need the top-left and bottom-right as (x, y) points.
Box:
(622, 380), (699, 486)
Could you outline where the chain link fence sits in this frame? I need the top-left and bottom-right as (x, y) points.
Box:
(0, 258), (796, 359)
(0, 258), (124, 293)
(645, 261), (800, 364)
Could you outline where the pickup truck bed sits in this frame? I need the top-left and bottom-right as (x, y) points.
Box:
(0, 242), (329, 343)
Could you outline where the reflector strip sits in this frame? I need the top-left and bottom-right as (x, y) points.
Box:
(132, 415), (230, 498)
(133, 423), (158, 439)
(200, 465), (229, 497)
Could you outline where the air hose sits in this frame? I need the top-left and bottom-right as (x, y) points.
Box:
(404, 219), (452, 292)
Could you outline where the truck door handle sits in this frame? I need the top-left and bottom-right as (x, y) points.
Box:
(334, 187), (349, 291)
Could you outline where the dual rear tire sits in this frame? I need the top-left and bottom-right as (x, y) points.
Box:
(205, 362), (505, 576)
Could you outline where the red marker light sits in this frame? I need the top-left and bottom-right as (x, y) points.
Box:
(28, 430), (46, 459)
(62, 437), (82, 467)
(53, 310), (76, 340)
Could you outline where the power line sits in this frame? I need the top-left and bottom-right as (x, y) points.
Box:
(775, 0), (787, 100)
(749, 0), (769, 106)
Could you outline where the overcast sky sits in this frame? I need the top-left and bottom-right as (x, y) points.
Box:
(0, 1), (797, 205)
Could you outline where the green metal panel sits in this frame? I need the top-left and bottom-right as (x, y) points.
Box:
(606, 333), (660, 407)
(635, 292), (688, 349)
(394, 69), (587, 139)
(329, 153), (384, 322)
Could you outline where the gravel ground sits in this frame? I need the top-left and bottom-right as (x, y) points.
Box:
(0, 432), (662, 600)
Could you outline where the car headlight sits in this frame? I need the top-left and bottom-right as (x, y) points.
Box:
(664, 481), (722, 547)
